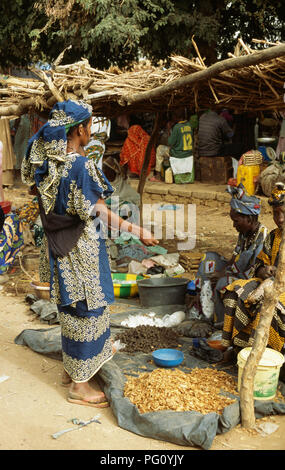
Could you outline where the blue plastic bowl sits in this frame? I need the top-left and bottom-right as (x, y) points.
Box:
(152, 349), (184, 367)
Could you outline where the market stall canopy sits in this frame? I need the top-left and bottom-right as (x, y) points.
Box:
(1, 38), (285, 119)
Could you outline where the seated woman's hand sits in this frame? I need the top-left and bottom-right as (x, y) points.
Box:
(257, 265), (277, 280)
(208, 269), (226, 286)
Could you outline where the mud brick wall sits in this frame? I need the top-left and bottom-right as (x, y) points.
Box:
(138, 183), (271, 214)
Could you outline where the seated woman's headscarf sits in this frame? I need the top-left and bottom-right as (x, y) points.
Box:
(227, 183), (261, 216)
(268, 182), (285, 207)
(21, 100), (92, 214)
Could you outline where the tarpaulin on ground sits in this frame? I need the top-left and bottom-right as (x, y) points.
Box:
(14, 304), (285, 450)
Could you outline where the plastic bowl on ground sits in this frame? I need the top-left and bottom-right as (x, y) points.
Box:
(152, 348), (184, 368)
(111, 273), (144, 298)
(30, 281), (50, 300)
(207, 339), (226, 351)
(0, 201), (11, 214)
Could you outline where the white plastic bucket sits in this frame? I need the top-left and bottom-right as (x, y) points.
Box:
(237, 347), (284, 401)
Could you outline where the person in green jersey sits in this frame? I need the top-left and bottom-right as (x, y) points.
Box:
(167, 107), (195, 184)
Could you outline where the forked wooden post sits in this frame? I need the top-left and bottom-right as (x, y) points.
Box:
(240, 225), (285, 428)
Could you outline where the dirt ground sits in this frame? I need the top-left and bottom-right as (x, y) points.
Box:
(1, 180), (285, 452)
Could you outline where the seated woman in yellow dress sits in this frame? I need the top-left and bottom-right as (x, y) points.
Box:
(221, 182), (285, 355)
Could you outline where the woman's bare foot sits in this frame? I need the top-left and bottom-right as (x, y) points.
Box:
(68, 381), (108, 407)
(221, 347), (237, 363)
(62, 369), (72, 386)
(111, 339), (117, 355)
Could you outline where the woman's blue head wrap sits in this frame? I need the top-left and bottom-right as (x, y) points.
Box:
(227, 183), (261, 216)
(21, 100), (92, 213)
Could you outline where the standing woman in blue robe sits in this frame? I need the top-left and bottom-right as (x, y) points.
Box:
(21, 100), (158, 407)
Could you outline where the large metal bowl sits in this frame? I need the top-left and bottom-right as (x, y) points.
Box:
(137, 277), (188, 307)
(257, 137), (276, 144)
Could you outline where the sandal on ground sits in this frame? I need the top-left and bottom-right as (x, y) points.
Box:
(148, 176), (161, 182)
(67, 391), (109, 408)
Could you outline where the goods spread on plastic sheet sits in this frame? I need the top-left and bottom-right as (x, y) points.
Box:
(14, 304), (285, 450)
(124, 367), (237, 414)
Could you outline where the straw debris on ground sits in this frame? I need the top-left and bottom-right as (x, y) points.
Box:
(124, 367), (237, 414)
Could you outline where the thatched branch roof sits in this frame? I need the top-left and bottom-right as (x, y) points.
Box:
(1, 39), (285, 119)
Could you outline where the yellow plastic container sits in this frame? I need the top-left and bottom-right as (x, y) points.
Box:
(237, 347), (284, 401)
(237, 164), (260, 195)
(165, 167), (173, 184)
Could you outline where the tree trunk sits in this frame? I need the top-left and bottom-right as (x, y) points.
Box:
(240, 228), (285, 428)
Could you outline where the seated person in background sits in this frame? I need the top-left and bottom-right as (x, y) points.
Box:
(198, 108), (233, 158)
(102, 156), (140, 225)
(149, 118), (169, 182)
(0, 204), (24, 276)
(276, 110), (285, 160)
(220, 108), (234, 127)
(84, 116), (111, 170)
(150, 108), (198, 183)
(220, 182), (285, 356)
(198, 108), (247, 160)
(193, 183), (267, 325)
(151, 111), (198, 183)
(167, 107), (195, 184)
(119, 115), (155, 178)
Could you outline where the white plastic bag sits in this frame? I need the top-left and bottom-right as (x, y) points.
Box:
(112, 340), (126, 352)
(162, 310), (185, 327)
(200, 280), (214, 319)
(121, 312), (164, 328)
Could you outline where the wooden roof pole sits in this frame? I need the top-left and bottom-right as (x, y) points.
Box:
(138, 112), (162, 226)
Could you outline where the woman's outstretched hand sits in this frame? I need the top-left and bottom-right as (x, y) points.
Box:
(138, 227), (159, 246)
(95, 201), (160, 247)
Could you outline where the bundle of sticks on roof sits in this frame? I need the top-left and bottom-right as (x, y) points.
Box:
(172, 38), (285, 113)
(1, 38), (285, 119)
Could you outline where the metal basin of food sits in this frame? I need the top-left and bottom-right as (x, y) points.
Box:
(137, 277), (189, 307)
(257, 137), (276, 144)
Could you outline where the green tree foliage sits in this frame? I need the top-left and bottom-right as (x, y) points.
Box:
(0, 0), (284, 69)
(219, 0), (285, 59)
(0, 0), (43, 67)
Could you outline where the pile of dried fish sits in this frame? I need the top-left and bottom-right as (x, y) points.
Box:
(124, 367), (237, 414)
